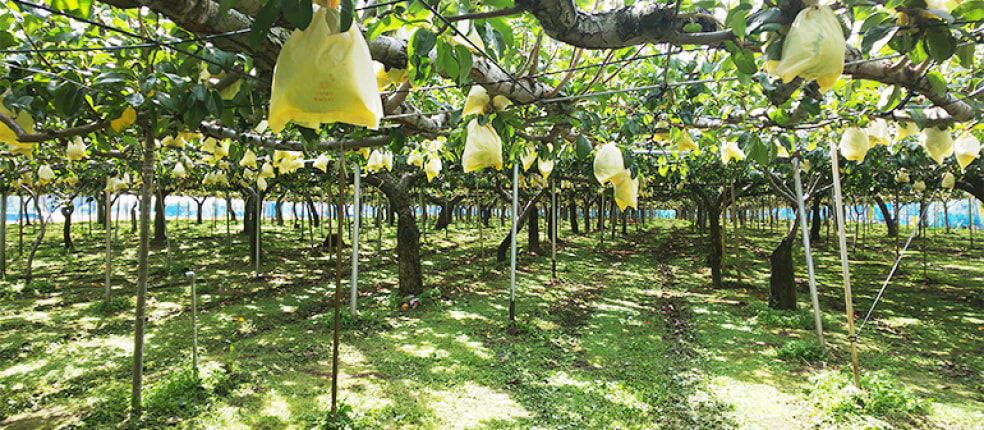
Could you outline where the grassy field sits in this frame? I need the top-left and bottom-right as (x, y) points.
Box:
(0, 212), (982, 429)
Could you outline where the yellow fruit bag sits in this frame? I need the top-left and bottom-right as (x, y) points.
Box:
(462, 119), (503, 172)
(268, 5), (383, 132)
(839, 127), (869, 161)
(920, 127), (953, 165)
(954, 132), (981, 170)
(773, 5), (845, 93)
(612, 171), (638, 211)
(593, 143), (625, 184)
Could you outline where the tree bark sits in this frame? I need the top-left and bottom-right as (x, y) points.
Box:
(873, 195), (898, 238)
(62, 203), (75, 249)
(364, 171), (424, 296)
(194, 197), (206, 224)
(153, 189), (168, 244)
(528, 201), (541, 253)
(769, 214), (799, 310)
(305, 194), (320, 228)
(810, 196), (822, 241)
(496, 189), (549, 261)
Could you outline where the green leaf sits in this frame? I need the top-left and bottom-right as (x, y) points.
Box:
(575, 135), (591, 160)
(410, 28), (437, 56)
(725, 4), (752, 39)
(925, 71), (948, 97)
(93, 71), (133, 86)
(282, 0), (314, 30)
(683, 23), (702, 33)
(454, 44), (473, 84)
(485, 17), (514, 48)
(0, 31), (17, 50)
(746, 8), (781, 34)
(909, 108), (927, 129)
(746, 133), (769, 166)
(730, 49), (757, 75)
(298, 126), (319, 146)
(956, 44), (975, 69)
(860, 11), (890, 33)
(861, 25), (896, 55)
(435, 38), (458, 81)
(50, 0), (92, 18)
(205, 90), (223, 117)
(249, 0), (281, 50)
(953, 1), (984, 20)
(923, 30), (956, 63)
(54, 84), (84, 118)
(340, 0), (355, 33)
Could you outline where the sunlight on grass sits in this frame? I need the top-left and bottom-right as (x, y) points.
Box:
(424, 382), (530, 430)
(259, 389), (292, 420)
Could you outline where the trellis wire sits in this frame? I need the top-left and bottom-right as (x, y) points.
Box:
(855, 187), (940, 339)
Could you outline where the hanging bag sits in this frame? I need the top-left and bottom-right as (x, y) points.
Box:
(268, 3), (383, 132)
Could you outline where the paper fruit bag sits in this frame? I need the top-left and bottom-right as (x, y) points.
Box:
(268, 5), (383, 132)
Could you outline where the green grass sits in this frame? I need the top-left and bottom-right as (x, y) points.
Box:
(0, 215), (982, 429)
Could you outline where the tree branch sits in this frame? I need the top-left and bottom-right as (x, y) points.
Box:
(446, 5), (527, 22)
(0, 111), (113, 143)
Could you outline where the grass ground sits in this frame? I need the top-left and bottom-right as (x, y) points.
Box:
(0, 212), (982, 429)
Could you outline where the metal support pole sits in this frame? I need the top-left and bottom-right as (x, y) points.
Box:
(793, 157), (824, 349)
(509, 162), (518, 322)
(184, 271), (198, 379)
(105, 181), (112, 304)
(351, 162), (361, 316)
(551, 178), (557, 279)
(255, 190), (261, 278)
(829, 140), (861, 388)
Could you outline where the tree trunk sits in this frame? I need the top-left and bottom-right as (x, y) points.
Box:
(195, 198), (205, 224)
(275, 196), (285, 225)
(62, 204), (75, 249)
(497, 189), (549, 261)
(873, 195), (898, 238)
(96, 192), (107, 227)
(226, 194), (237, 222)
(769, 215), (798, 310)
(810, 196), (822, 241)
(153, 190), (168, 244)
(305, 194), (320, 228)
(365, 172), (424, 296)
(528, 201), (540, 253)
(130, 126), (155, 419)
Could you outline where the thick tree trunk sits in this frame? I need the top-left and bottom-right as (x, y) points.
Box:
(153, 190), (168, 244)
(497, 189), (549, 261)
(62, 204), (75, 249)
(305, 194), (320, 228)
(96, 192), (107, 227)
(528, 202), (540, 253)
(365, 172), (424, 296)
(810, 196), (822, 241)
(427, 194), (466, 231)
(769, 216), (799, 310)
(874, 195), (898, 238)
(195, 198), (205, 224)
(275, 196), (285, 225)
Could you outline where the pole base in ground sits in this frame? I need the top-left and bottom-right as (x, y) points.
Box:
(509, 300), (515, 322)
